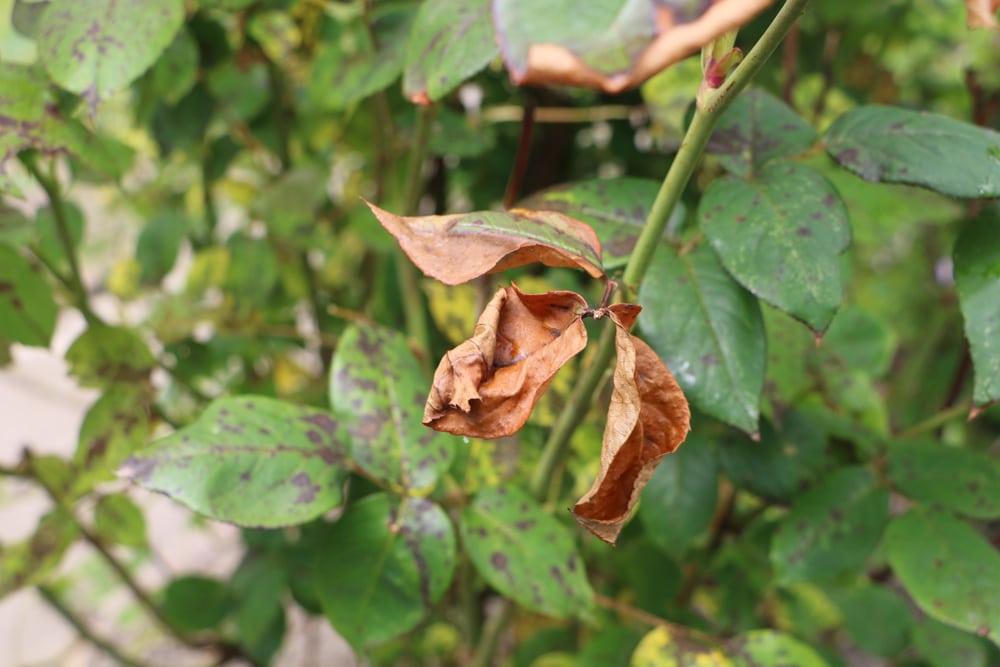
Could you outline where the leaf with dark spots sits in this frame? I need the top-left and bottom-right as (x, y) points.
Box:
(331, 323), (455, 491)
(572, 304), (691, 544)
(0, 510), (79, 598)
(72, 385), (153, 494)
(633, 627), (829, 666)
(38, 0), (184, 104)
(888, 438), (1000, 520)
(403, 0), (498, 103)
(886, 508), (1000, 645)
(460, 486), (593, 618)
(639, 243), (765, 434)
(770, 467), (888, 583)
(314, 494), (455, 650)
(518, 177), (684, 269)
(65, 323), (156, 389)
(706, 88), (818, 177)
(0, 243), (58, 347)
(492, 0), (774, 93)
(424, 286), (589, 438)
(699, 163), (850, 333)
(954, 218), (1000, 408)
(825, 105), (1000, 198)
(119, 396), (349, 528)
(366, 200), (605, 285)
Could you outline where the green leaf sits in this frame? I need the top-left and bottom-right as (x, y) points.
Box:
(954, 218), (1000, 407)
(160, 576), (231, 633)
(825, 105), (1000, 198)
(699, 163), (850, 332)
(770, 467), (888, 583)
(579, 625), (642, 667)
(330, 324), (454, 493)
(403, 0), (497, 102)
(888, 439), (1000, 519)
(249, 166), (327, 244)
(886, 508), (1000, 644)
(631, 627), (829, 667)
(833, 586), (911, 657)
(224, 232), (279, 306)
(637, 432), (717, 557)
(73, 386), (153, 491)
(314, 493), (456, 650)
(519, 177), (684, 270)
(150, 27), (199, 106)
(310, 7), (412, 110)
(93, 493), (147, 549)
(38, 0), (185, 103)
(0, 511), (79, 598)
(460, 485), (593, 619)
(232, 556), (287, 664)
(136, 211), (187, 284)
(716, 413), (827, 502)
(120, 396), (349, 528)
(65, 324), (156, 389)
(0, 243), (58, 347)
(912, 617), (989, 667)
(639, 243), (765, 434)
(0, 205), (34, 245)
(819, 305), (896, 376)
(707, 88), (818, 177)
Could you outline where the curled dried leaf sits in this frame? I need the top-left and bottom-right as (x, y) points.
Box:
(366, 201), (604, 285)
(966, 0), (1000, 27)
(573, 303), (691, 544)
(495, 0), (774, 94)
(424, 286), (589, 438)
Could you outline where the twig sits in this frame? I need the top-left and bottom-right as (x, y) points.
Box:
(20, 154), (97, 324)
(468, 598), (515, 667)
(37, 585), (152, 667)
(479, 104), (644, 124)
(502, 99), (537, 209)
(396, 105), (436, 369)
(593, 593), (715, 642)
(896, 402), (971, 439)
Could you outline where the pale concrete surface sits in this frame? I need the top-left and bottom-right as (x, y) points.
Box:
(0, 296), (355, 667)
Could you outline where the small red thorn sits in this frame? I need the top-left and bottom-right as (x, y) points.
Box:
(814, 332), (824, 348)
(749, 431), (761, 442)
(969, 405), (984, 421)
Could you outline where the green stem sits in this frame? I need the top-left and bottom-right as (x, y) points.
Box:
(468, 598), (516, 667)
(530, 0), (810, 503)
(20, 154), (97, 324)
(24, 453), (186, 643)
(896, 401), (970, 439)
(37, 585), (153, 667)
(396, 106), (436, 366)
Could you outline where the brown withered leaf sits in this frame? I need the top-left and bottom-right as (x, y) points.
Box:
(424, 285), (589, 438)
(966, 0), (1000, 27)
(494, 0), (774, 94)
(573, 303), (691, 544)
(365, 200), (604, 285)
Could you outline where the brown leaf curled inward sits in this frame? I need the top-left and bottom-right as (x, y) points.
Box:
(573, 304), (691, 544)
(966, 0), (1000, 27)
(424, 286), (589, 439)
(365, 200), (604, 285)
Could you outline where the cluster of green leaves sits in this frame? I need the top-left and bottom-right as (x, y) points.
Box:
(2, 0), (1000, 666)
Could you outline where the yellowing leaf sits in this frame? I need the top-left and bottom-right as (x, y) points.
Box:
(573, 303), (691, 544)
(366, 200), (604, 285)
(424, 286), (589, 438)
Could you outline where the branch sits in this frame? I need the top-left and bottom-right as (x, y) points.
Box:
(37, 585), (154, 667)
(531, 0), (812, 503)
